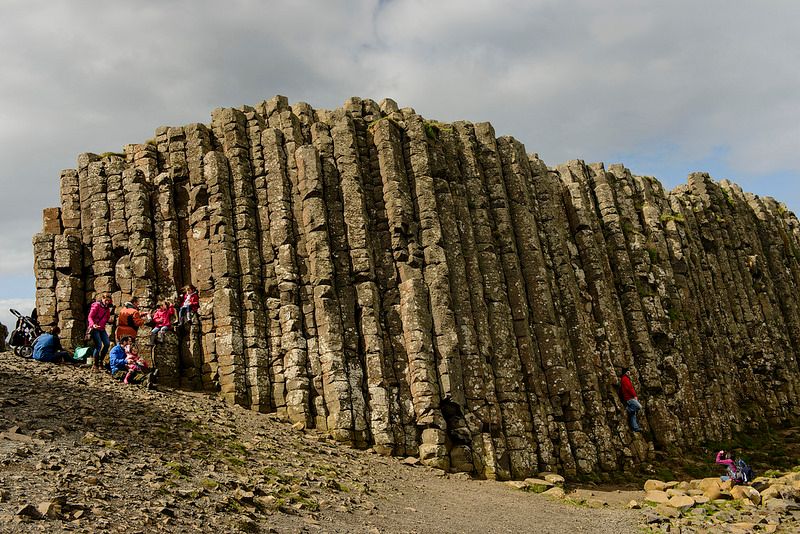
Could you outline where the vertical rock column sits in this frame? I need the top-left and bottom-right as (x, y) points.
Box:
(437, 127), (504, 478)
(364, 114), (418, 455)
(261, 127), (308, 423)
(296, 145), (358, 443)
(204, 149), (247, 404)
(244, 106), (275, 411)
(120, 166), (159, 367)
(311, 120), (369, 444)
(85, 158), (114, 298)
(184, 124), (216, 389)
(53, 170), (87, 349)
(405, 116), (474, 471)
(33, 232), (57, 331)
(372, 118), (447, 468)
(454, 122), (535, 479)
(212, 108), (270, 411)
(330, 110), (395, 453)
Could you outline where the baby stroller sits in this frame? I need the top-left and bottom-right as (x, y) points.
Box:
(8, 308), (42, 358)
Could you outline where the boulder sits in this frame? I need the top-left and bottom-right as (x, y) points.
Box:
(521, 478), (554, 494)
(699, 478), (722, 500)
(542, 487), (565, 499)
(760, 484), (798, 503)
(655, 504), (680, 519)
(543, 473), (565, 485)
(763, 498), (800, 514)
(730, 485), (761, 506)
(644, 490), (671, 505)
(667, 494), (695, 512)
(643, 479), (666, 492)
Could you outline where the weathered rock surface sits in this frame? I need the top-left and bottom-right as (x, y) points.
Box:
(32, 96), (800, 478)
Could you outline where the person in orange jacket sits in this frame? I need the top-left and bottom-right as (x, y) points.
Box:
(115, 297), (147, 341)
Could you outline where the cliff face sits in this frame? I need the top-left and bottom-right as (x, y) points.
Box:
(33, 96), (800, 479)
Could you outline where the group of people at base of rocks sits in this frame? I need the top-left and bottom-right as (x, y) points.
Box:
(31, 285), (200, 389)
(617, 367), (756, 487)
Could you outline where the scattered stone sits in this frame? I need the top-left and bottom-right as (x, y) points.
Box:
(644, 479), (666, 492)
(541, 487), (565, 499)
(644, 490), (671, 505)
(667, 494), (695, 512)
(655, 504), (680, 519)
(15, 504), (40, 519)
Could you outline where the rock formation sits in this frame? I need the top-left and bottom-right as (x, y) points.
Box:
(33, 96), (800, 479)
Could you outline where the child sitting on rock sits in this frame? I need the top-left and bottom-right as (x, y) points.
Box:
(150, 301), (176, 344)
(177, 285), (199, 326)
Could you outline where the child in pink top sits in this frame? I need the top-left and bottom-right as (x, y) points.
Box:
(150, 301), (176, 344)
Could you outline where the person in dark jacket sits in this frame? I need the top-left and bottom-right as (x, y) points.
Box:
(32, 327), (74, 363)
(619, 367), (642, 432)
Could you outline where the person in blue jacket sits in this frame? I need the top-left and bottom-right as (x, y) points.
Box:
(109, 336), (133, 376)
(32, 327), (74, 363)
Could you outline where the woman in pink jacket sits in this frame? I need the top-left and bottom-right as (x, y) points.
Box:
(87, 293), (113, 371)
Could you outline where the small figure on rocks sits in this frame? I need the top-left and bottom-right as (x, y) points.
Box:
(716, 450), (755, 484)
(87, 293), (113, 372)
(31, 327), (77, 363)
(716, 450), (736, 482)
(150, 301), (176, 344)
(177, 285), (199, 326)
(619, 367), (642, 432)
(115, 297), (147, 342)
(110, 336), (154, 385)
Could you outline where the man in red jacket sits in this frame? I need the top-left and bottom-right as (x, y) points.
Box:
(619, 367), (642, 432)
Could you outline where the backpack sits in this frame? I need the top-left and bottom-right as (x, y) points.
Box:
(73, 346), (92, 362)
(736, 459), (755, 483)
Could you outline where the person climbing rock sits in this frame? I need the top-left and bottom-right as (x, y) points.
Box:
(619, 367), (642, 432)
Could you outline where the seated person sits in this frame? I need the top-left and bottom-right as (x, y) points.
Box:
(32, 327), (75, 363)
(110, 337), (153, 385)
(716, 450), (739, 482)
(150, 301), (176, 344)
(177, 285), (199, 326)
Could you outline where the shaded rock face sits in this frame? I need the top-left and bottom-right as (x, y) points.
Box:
(32, 96), (800, 479)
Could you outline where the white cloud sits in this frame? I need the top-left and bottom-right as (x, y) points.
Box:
(0, 0), (799, 286)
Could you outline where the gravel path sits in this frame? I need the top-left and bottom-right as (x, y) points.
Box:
(0, 351), (642, 533)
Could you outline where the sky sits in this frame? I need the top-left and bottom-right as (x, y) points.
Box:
(0, 0), (798, 333)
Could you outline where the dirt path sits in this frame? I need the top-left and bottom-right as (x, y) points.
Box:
(0, 351), (642, 533)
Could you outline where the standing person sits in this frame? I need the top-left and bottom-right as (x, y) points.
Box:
(31, 327), (74, 363)
(87, 293), (113, 372)
(150, 301), (176, 344)
(115, 297), (146, 341)
(177, 285), (199, 326)
(619, 367), (642, 432)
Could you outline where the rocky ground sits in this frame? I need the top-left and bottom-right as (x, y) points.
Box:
(0, 350), (795, 533)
